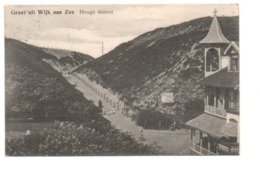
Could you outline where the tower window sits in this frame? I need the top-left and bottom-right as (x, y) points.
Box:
(230, 54), (239, 71)
(206, 48), (219, 72)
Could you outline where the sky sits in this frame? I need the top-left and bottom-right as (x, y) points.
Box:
(5, 4), (239, 58)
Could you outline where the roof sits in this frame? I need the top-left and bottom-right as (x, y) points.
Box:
(224, 41), (240, 55)
(199, 67), (239, 88)
(200, 16), (230, 44)
(220, 122), (237, 137)
(186, 113), (237, 138)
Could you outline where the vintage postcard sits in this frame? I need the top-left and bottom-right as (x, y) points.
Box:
(5, 4), (239, 156)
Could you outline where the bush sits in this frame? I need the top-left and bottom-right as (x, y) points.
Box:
(6, 121), (158, 156)
(183, 99), (204, 122)
(134, 109), (175, 130)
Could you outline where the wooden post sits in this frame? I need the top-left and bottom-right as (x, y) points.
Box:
(218, 48), (221, 70)
(208, 135), (211, 154)
(200, 131), (203, 154)
(193, 130), (196, 150)
(191, 129), (194, 150)
(205, 48), (207, 75)
(223, 88), (226, 109)
(215, 138), (219, 155)
(206, 87), (209, 106)
(214, 87), (217, 107)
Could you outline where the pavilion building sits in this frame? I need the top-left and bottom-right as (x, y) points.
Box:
(185, 11), (239, 155)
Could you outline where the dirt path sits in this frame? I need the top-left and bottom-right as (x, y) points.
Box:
(66, 73), (191, 155)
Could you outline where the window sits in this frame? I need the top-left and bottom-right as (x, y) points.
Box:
(225, 89), (239, 111)
(230, 54), (239, 71)
(207, 88), (215, 106)
(206, 48), (219, 72)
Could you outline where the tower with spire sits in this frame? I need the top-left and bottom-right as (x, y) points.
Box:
(200, 10), (230, 77)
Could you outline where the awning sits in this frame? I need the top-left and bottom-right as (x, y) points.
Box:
(220, 123), (237, 137)
(186, 113), (237, 138)
(199, 67), (239, 88)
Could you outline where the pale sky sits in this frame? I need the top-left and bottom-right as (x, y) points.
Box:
(5, 4), (239, 58)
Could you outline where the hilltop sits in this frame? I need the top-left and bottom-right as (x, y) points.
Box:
(75, 16), (239, 121)
(42, 47), (94, 72)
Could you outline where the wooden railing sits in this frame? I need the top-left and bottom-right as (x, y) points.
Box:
(216, 140), (239, 155)
(192, 144), (216, 155)
(228, 101), (239, 110)
(205, 105), (227, 118)
(226, 101), (239, 115)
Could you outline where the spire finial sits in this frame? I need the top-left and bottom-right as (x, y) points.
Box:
(213, 9), (217, 16)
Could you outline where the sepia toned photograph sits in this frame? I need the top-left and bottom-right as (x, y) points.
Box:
(4, 4), (239, 156)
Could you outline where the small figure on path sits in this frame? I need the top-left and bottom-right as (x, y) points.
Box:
(98, 99), (103, 113)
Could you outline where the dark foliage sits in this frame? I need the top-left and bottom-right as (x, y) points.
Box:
(6, 121), (158, 156)
(5, 38), (96, 121)
(135, 109), (176, 130)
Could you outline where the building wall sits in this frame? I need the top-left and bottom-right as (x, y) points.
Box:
(221, 56), (229, 69)
(227, 113), (239, 123)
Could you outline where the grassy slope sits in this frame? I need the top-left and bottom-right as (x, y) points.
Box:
(5, 38), (99, 121)
(42, 48), (94, 72)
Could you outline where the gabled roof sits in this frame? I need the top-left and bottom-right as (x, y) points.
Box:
(224, 41), (239, 55)
(200, 16), (230, 44)
(186, 113), (237, 138)
(199, 67), (239, 88)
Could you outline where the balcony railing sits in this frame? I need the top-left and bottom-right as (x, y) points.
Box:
(226, 100), (239, 115)
(228, 101), (239, 110)
(205, 105), (227, 118)
(216, 139), (239, 155)
(192, 144), (216, 155)
(217, 144), (239, 155)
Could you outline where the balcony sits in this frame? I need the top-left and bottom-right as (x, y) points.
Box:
(205, 105), (227, 118)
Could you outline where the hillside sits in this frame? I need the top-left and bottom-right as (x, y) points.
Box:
(75, 16), (239, 121)
(5, 38), (160, 155)
(5, 38), (98, 121)
(42, 48), (94, 72)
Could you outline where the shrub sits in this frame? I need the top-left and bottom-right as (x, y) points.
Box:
(6, 121), (158, 156)
(183, 99), (204, 122)
(134, 109), (175, 130)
